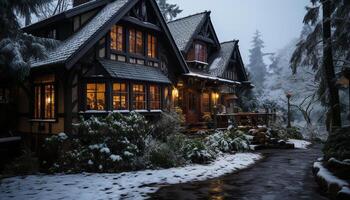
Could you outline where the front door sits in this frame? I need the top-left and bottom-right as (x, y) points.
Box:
(186, 90), (199, 124)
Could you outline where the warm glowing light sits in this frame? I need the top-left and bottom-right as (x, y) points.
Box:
(212, 92), (219, 100)
(172, 88), (179, 98)
(46, 97), (51, 104)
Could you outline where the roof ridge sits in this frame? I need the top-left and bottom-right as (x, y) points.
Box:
(220, 40), (239, 44)
(167, 10), (210, 24)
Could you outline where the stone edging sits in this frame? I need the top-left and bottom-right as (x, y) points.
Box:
(312, 161), (350, 200)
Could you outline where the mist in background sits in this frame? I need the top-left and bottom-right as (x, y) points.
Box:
(169, 0), (310, 64)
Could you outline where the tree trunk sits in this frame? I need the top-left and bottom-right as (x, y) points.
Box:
(25, 13), (31, 26)
(322, 1), (342, 129)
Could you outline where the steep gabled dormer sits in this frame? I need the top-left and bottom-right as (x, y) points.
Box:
(209, 40), (249, 82)
(168, 11), (220, 72)
(22, 0), (110, 40)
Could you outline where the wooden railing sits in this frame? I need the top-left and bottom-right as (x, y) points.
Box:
(215, 112), (277, 128)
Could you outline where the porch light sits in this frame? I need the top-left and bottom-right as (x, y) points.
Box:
(46, 96), (52, 104)
(212, 92), (219, 105)
(172, 87), (179, 98)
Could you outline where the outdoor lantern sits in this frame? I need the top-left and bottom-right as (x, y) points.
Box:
(285, 91), (292, 128)
(172, 87), (179, 98)
(212, 92), (220, 105)
(46, 96), (51, 104)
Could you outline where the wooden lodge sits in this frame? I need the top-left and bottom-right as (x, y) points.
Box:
(0, 0), (253, 143)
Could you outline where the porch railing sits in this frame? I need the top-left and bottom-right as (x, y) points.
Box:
(215, 112), (277, 128)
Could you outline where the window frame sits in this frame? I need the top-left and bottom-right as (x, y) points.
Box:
(128, 29), (144, 56)
(112, 82), (129, 111)
(32, 82), (57, 120)
(194, 42), (207, 63)
(147, 34), (157, 59)
(110, 25), (125, 52)
(132, 83), (147, 110)
(149, 85), (161, 110)
(85, 82), (107, 111)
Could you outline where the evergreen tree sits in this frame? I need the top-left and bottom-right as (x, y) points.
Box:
(290, 0), (350, 129)
(248, 30), (267, 94)
(0, 0), (57, 81)
(156, 0), (182, 22)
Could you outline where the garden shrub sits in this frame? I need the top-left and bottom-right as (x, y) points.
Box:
(3, 147), (39, 176)
(323, 127), (350, 161)
(286, 127), (303, 139)
(42, 112), (151, 173)
(183, 139), (214, 164)
(205, 130), (251, 153)
(151, 111), (182, 141)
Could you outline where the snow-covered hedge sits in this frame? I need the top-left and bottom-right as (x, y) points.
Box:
(42, 112), (151, 173)
(41, 113), (253, 173)
(205, 130), (250, 154)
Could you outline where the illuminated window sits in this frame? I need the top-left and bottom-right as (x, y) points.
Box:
(34, 83), (55, 119)
(113, 83), (128, 110)
(195, 43), (207, 62)
(132, 84), (146, 110)
(149, 85), (160, 110)
(129, 29), (143, 55)
(86, 83), (106, 110)
(110, 25), (124, 52)
(147, 34), (157, 58)
(163, 87), (170, 110)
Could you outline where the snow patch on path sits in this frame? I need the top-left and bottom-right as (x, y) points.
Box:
(0, 153), (261, 200)
(288, 139), (311, 149)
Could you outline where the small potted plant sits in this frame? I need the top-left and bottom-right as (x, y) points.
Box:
(202, 113), (214, 129)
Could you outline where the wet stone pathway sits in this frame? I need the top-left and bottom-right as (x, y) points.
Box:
(150, 144), (327, 200)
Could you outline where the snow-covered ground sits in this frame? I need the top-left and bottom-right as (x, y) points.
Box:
(313, 161), (350, 197)
(287, 139), (311, 149)
(0, 153), (261, 200)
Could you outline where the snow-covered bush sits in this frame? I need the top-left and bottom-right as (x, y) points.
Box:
(183, 139), (214, 164)
(324, 127), (350, 161)
(205, 130), (251, 153)
(151, 111), (183, 141)
(42, 112), (151, 173)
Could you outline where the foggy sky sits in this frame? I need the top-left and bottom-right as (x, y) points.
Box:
(169, 0), (310, 65)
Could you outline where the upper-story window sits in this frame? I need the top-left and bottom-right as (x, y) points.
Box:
(187, 42), (208, 63)
(111, 25), (124, 52)
(129, 29), (144, 55)
(147, 34), (157, 59)
(194, 43), (207, 62)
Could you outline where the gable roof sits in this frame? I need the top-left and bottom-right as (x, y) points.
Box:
(209, 40), (237, 76)
(31, 0), (131, 68)
(23, 0), (111, 32)
(209, 40), (248, 81)
(30, 0), (189, 73)
(99, 59), (171, 84)
(167, 12), (208, 52)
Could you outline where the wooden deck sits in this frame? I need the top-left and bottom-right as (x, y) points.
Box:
(216, 112), (277, 128)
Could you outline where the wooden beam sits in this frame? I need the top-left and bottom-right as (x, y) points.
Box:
(121, 16), (162, 32)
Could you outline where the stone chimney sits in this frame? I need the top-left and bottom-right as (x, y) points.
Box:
(73, 0), (91, 7)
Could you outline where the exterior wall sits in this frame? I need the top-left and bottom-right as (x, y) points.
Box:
(16, 74), (65, 136)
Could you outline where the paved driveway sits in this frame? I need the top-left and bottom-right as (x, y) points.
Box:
(150, 144), (327, 200)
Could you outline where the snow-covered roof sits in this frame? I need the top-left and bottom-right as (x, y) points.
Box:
(209, 40), (238, 77)
(167, 12), (207, 52)
(99, 59), (172, 84)
(184, 72), (241, 85)
(31, 0), (129, 68)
